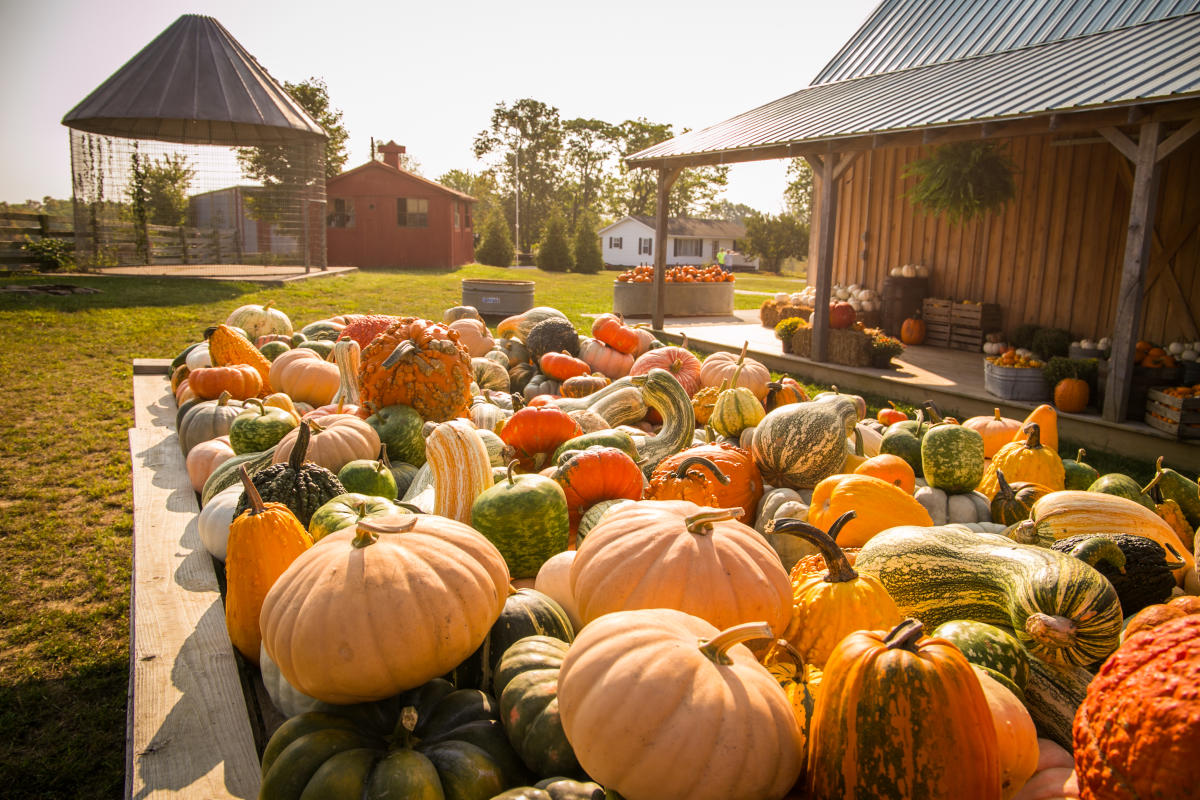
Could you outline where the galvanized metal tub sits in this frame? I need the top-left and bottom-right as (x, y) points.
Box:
(461, 279), (535, 316)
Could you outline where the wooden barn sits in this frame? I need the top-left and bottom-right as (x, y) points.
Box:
(628, 0), (1200, 423)
(326, 142), (475, 269)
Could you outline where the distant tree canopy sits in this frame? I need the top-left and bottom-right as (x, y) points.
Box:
(784, 158), (814, 225)
(128, 152), (195, 227)
(742, 212), (809, 273)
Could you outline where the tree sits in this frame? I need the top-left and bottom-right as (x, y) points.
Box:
(536, 211), (572, 273)
(129, 153), (195, 226)
(742, 212), (808, 273)
(561, 118), (619, 230)
(783, 158), (814, 225)
(712, 200), (759, 225)
(572, 213), (603, 274)
(607, 118), (729, 218)
(473, 99), (564, 252)
(236, 77), (349, 225)
(438, 168), (501, 228)
(475, 207), (514, 267)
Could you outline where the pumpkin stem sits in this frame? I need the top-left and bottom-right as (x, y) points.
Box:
(353, 516), (418, 548)
(764, 381), (781, 409)
(884, 618), (925, 652)
(510, 393), (525, 410)
(1009, 520), (1041, 545)
(1065, 536), (1127, 574)
(993, 408), (1003, 421)
(994, 469), (1016, 502)
(1161, 540), (1186, 570)
(237, 465), (266, 515)
(698, 621), (774, 666)
(506, 459), (520, 485)
(1141, 457), (1166, 500)
(382, 340), (418, 368)
(684, 507), (744, 535)
(288, 422), (312, 470)
(1021, 423), (1043, 450)
(672, 456), (731, 485)
(1026, 612), (1077, 649)
(922, 400), (943, 423)
(766, 513), (858, 582)
(1075, 448), (1086, 464)
(244, 397), (265, 415)
(217, 390), (232, 406)
(379, 446), (392, 470)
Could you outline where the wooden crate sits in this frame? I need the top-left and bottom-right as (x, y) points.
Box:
(949, 302), (1002, 329)
(922, 298), (953, 324)
(950, 328), (986, 351)
(1145, 389), (1200, 439)
(924, 321), (951, 346)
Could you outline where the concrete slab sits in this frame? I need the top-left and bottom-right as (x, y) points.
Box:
(91, 264), (358, 285)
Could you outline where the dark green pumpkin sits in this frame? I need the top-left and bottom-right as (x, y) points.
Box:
(234, 423), (345, 527)
(297, 339), (335, 359)
(491, 778), (605, 800)
(259, 679), (530, 800)
(920, 423), (984, 493)
(259, 340), (291, 361)
(930, 619), (1030, 690)
(364, 403), (426, 467)
(228, 398), (297, 454)
(1061, 449), (1100, 491)
(1087, 472), (1156, 511)
(1051, 533), (1182, 615)
(493, 636), (583, 781)
(526, 318), (580, 362)
(879, 414), (926, 477)
(450, 590), (573, 693)
(471, 467), (570, 579)
(989, 469), (1051, 526)
(298, 320), (343, 341)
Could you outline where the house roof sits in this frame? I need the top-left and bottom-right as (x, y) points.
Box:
(628, 12), (1200, 167)
(62, 14), (326, 146)
(599, 215), (746, 238)
(814, 0), (1200, 84)
(327, 159), (475, 201)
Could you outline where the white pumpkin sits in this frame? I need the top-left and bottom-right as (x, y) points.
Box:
(1168, 341), (1186, 355)
(1181, 349), (1198, 362)
(861, 300), (876, 313)
(890, 267), (903, 277)
(774, 292), (790, 304)
(185, 342), (212, 370)
(901, 264), (917, 278)
(1098, 337), (1112, 349)
(915, 264), (931, 278)
(534, 550), (581, 630)
(914, 486), (991, 526)
(790, 292), (805, 304)
(198, 484), (241, 561)
(1016, 348), (1034, 359)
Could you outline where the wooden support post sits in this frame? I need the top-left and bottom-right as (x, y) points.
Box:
(806, 154), (840, 362)
(1104, 121), (1161, 423)
(652, 166), (683, 331)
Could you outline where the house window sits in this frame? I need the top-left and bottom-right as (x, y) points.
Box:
(638, 237), (653, 255)
(397, 197), (428, 227)
(608, 236), (623, 249)
(673, 238), (702, 257)
(327, 198), (354, 228)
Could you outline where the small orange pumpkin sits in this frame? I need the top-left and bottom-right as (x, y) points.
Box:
(900, 316), (926, 345)
(808, 473), (933, 547)
(854, 453), (917, 494)
(188, 364), (263, 401)
(1053, 378), (1089, 414)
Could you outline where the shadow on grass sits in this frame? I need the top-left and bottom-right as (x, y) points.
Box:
(0, 275), (258, 312)
(0, 657), (127, 798)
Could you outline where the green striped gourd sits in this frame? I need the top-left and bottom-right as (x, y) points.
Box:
(751, 398), (856, 489)
(931, 620), (1030, 691)
(920, 422), (984, 493)
(855, 525), (1122, 668)
(708, 359), (766, 438)
(629, 368), (695, 476)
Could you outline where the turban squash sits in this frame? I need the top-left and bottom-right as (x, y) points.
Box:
(357, 317), (474, 422)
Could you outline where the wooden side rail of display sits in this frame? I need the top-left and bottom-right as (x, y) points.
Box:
(127, 361), (261, 799)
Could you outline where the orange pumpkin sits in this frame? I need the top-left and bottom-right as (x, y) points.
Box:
(698, 342), (771, 401)
(764, 377), (809, 411)
(964, 408), (1025, 459)
(539, 350), (591, 382)
(628, 343), (702, 395)
(808, 473), (933, 547)
(1054, 378), (1089, 414)
(854, 453), (916, 494)
(269, 348), (339, 407)
(900, 317), (926, 345)
(357, 317), (474, 422)
(590, 313), (640, 355)
(188, 364), (263, 400)
(647, 443), (764, 523)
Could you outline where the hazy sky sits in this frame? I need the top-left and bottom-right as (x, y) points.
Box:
(1, 0), (881, 212)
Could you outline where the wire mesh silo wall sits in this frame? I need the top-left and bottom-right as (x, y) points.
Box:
(69, 130), (326, 271)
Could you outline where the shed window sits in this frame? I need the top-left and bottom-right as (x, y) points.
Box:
(327, 198), (354, 228)
(608, 236), (623, 249)
(673, 238), (702, 257)
(397, 197), (428, 227)
(453, 203), (461, 230)
(638, 237), (653, 255)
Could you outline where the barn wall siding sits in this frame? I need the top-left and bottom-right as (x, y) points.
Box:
(818, 131), (1200, 343)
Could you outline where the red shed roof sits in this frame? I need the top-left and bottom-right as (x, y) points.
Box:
(328, 159), (475, 201)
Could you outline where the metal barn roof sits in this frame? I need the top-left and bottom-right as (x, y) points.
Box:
(62, 14), (326, 146)
(815, 0), (1200, 84)
(629, 13), (1200, 167)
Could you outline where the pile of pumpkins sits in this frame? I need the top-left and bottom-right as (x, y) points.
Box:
(171, 301), (1200, 800)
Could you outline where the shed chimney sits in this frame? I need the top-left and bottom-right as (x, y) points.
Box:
(378, 140), (406, 169)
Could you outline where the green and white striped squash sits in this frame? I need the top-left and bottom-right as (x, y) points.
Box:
(855, 525), (1122, 668)
(708, 386), (765, 438)
(920, 423), (985, 494)
(199, 447), (276, 506)
(629, 368), (695, 476)
(750, 398), (856, 490)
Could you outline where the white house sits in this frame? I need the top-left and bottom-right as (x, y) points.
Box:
(598, 215), (759, 270)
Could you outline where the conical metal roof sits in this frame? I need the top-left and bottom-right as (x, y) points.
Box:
(62, 14), (326, 146)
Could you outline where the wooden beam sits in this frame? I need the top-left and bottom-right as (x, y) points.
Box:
(1157, 116), (1200, 163)
(1104, 121), (1162, 423)
(806, 154), (840, 363)
(651, 167), (683, 331)
(833, 151), (860, 181)
(1099, 126), (1137, 162)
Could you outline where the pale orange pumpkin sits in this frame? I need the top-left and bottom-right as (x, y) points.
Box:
(268, 347), (339, 406)
(570, 499), (793, 636)
(698, 342), (771, 401)
(557, 609), (803, 800)
(577, 337), (635, 380)
(808, 473), (933, 547)
(271, 413), (380, 473)
(854, 453), (916, 494)
(448, 318), (495, 358)
(186, 435), (235, 492)
(964, 408), (1025, 459)
(973, 665), (1039, 799)
(259, 514), (509, 704)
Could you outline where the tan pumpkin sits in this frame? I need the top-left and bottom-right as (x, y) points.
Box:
(571, 500), (793, 636)
(973, 665), (1039, 800)
(698, 342), (771, 401)
(186, 435), (235, 493)
(1013, 740), (1080, 800)
(268, 347), (339, 406)
(448, 318), (495, 358)
(557, 609), (803, 800)
(272, 413), (380, 473)
(259, 514), (509, 704)
(964, 408), (1025, 459)
(577, 337), (635, 380)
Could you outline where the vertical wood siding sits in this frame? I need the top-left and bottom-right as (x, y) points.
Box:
(819, 131), (1199, 343)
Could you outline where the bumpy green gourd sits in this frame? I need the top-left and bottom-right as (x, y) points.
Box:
(234, 423), (345, 527)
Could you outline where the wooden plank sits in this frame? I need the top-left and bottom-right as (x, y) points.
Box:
(127, 375), (260, 800)
(1099, 126), (1138, 162)
(1156, 117), (1200, 164)
(651, 167), (682, 330)
(1105, 122), (1163, 422)
(807, 154), (841, 362)
(1055, 143), (1090, 331)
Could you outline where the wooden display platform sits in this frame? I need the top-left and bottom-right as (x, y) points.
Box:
(127, 362), (264, 799)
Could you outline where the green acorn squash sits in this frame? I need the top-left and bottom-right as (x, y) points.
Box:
(259, 679), (530, 800)
(855, 525), (1122, 668)
(233, 423), (345, 527)
(920, 422), (985, 494)
(492, 636), (583, 780)
(449, 589), (574, 693)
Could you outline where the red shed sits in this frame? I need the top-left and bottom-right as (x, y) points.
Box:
(326, 142), (475, 268)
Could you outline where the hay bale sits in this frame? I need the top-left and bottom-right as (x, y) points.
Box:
(791, 327), (873, 367)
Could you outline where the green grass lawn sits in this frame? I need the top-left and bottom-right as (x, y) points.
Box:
(0, 263), (1155, 795)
